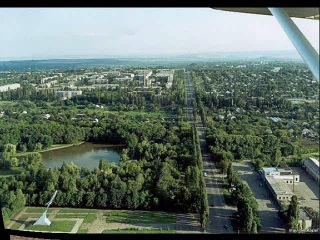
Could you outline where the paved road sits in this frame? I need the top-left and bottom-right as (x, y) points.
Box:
(290, 167), (319, 211)
(184, 71), (233, 234)
(233, 160), (285, 233)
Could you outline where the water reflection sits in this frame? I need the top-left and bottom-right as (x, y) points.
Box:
(41, 142), (124, 170)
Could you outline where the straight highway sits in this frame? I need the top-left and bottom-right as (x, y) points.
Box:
(184, 71), (233, 233)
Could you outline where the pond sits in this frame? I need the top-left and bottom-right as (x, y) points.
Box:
(41, 142), (124, 170)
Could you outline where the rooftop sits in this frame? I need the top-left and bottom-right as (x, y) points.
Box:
(265, 175), (294, 195)
(304, 157), (319, 168)
(262, 167), (278, 175)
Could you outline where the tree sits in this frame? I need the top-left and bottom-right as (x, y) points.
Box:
(302, 219), (306, 230)
(227, 163), (234, 187)
(287, 195), (300, 230)
(272, 148), (282, 167)
(10, 157), (19, 167)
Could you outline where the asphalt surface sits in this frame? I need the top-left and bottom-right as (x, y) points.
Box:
(184, 71), (233, 234)
(290, 167), (319, 211)
(232, 160), (285, 233)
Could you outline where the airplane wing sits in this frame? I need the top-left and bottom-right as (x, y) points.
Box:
(213, 8), (319, 20)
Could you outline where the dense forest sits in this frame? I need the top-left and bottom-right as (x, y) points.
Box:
(0, 115), (207, 226)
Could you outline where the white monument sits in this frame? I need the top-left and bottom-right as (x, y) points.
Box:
(33, 190), (57, 226)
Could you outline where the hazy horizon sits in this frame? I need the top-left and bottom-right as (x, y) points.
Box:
(0, 8), (319, 61)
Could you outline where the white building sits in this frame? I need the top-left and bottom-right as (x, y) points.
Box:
(262, 167), (300, 204)
(136, 70), (153, 87)
(262, 167), (300, 184)
(263, 175), (294, 203)
(55, 91), (82, 99)
(121, 73), (135, 78)
(156, 70), (174, 89)
(302, 157), (319, 183)
(0, 83), (21, 92)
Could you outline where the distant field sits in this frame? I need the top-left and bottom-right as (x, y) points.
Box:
(106, 211), (176, 224)
(299, 139), (319, 150)
(107, 110), (173, 118)
(25, 220), (76, 232)
(301, 152), (319, 160)
(102, 228), (176, 234)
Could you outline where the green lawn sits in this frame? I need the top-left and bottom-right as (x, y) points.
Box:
(83, 214), (97, 224)
(25, 208), (55, 214)
(55, 214), (87, 218)
(77, 229), (88, 233)
(106, 211), (176, 224)
(10, 216), (28, 230)
(0, 167), (22, 177)
(58, 208), (97, 214)
(102, 228), (176, 234)
(25, 220), (76, 232)
(55, 213), (96, 224)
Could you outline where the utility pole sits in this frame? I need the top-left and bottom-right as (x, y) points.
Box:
(293, 172), (295, 193)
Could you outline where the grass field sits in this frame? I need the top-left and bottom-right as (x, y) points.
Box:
(10, 216), (28, 230)
(55, 214), (87, 218)
(77, 229), (88, 233)
(9, 207), (182, 233)
(102, 228), (176, 234)
(106, 211), (176, 224)
(25, 208), (55, 214)
(25, 220), (76, 232)
(299, 139), (319, 150)
(58, 208), (97, 214)
(55, 214), (96, 224)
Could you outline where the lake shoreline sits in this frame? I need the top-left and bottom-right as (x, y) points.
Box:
(41, 142), (125, 169)
(16, 142), (126, 156)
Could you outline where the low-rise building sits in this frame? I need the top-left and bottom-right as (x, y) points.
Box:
(55, 91), (82, 99)
(0, 83), (21, 92)
(262, 167), (300, 204)
(302, 157), (319, 183)
(262, 167), (300, 184)
(264, 175), (294, 203)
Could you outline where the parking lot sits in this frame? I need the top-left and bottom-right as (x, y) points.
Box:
(290, 167), (319, 211)
(232, 160), (284, 233)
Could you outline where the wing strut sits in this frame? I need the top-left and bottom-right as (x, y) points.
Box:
(268, 8), (319, 82)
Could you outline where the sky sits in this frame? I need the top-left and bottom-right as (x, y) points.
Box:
(0, 8), (319, 60)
